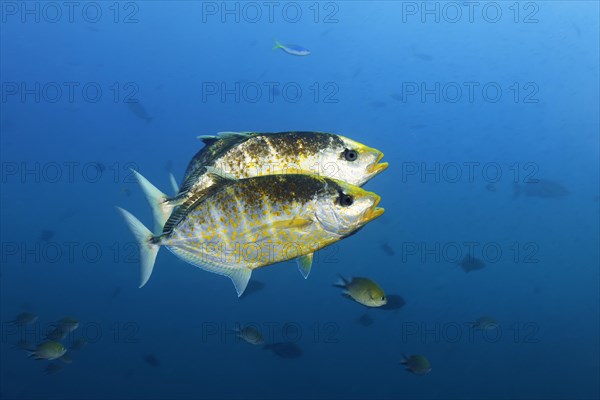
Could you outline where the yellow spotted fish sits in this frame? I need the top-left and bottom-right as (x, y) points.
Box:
(133, 131), (388, 233)
(118, 173), (384, 296)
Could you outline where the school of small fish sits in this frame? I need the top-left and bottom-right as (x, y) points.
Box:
(7, 313), (88, 374)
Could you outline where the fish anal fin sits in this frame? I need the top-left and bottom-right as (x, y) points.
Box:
(229, 268), (252, 297)
(297, 253), (314, 279)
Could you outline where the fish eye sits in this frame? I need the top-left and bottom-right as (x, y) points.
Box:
(338, 193), (354, 207)
(343, 149), (358, 162)
(381, 296), (385, 301)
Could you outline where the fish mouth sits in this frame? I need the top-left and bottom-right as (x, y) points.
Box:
(368, 153), (389, 176)
(361, 196), (384, 223)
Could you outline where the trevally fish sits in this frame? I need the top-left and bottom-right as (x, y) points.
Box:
(272, 41), (310, 56)
(118, 173), (384, 296)
(135, 131), (388, 233)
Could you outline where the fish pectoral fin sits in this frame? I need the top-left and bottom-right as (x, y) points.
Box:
(228, 268), (252, 297)
(296, 253), (314, 279)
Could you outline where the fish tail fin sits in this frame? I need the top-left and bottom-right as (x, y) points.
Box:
(131, 169), (173, 234)
(168, 173), (179, 195)
(333, 274), (348, 289)
(116, 207), (160, 288)
(512, 183), (522, 199)
(272, 40), (282, 50)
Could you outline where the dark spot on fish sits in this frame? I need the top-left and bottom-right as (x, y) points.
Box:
(39, 230), (55, 242)
(485, 183), (496, 192)
(379, 294), (406, 311)
(381, 243), (395, 256)
(357, 313), (374, 327)
(143, 354), (160, 366)
(264, 342), (303, 359)
(240, 280), (265, 299)
(458, 255), (486, 273)
(127, 101), (153, 124)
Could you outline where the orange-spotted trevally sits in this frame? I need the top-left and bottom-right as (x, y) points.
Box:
(134, 131), (388, 233)
(117, 172), (384, 296)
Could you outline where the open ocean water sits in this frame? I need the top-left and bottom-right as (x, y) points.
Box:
(0, 1), (599, 399)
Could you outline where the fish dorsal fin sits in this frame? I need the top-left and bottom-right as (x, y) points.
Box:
(162, 169), (237, 233)
(297, 253), (314, 279)
(197, 131), (253, 146)
(217, 131), (253, 138)
(197, 135), (219, 146)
